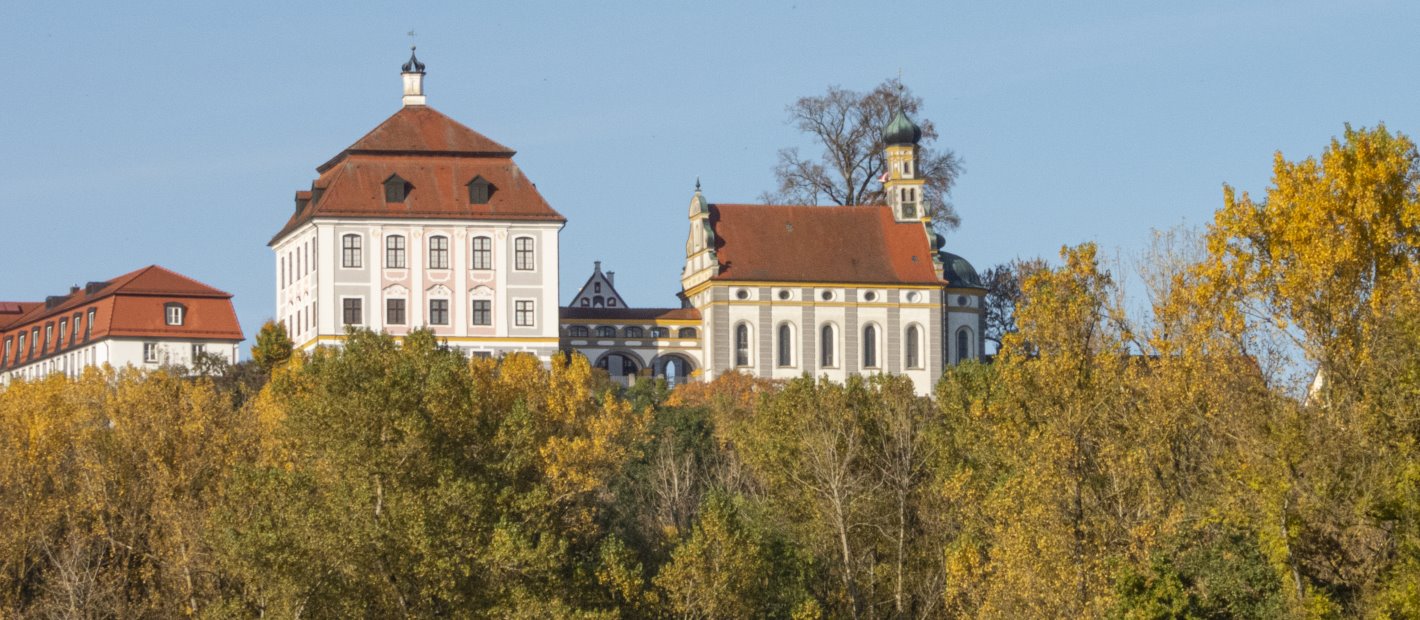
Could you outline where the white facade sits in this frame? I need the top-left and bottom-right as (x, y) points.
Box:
(3, 338), (240, 385)
(275, 218), (563, 361)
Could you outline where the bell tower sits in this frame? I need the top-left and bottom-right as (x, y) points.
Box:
(882, 109), (925, 223)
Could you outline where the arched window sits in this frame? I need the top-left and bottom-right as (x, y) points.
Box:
(956, 328), (972, 363)
(906, 325), (921, 369)
(777, 323), (794, 367)
(821, 324), (835, 367)
(624, 326), (644, 338)
(596, 326), (616, 338)
(428, 236), (449, 269)
(569, 326), (589, 337)
(385, 235), (406, 268)
(677, 327), (698, 338)
(651, 327), (669, 338)
(471, 236), (493, 270)
(735, 323), (750, 367)
(863, 324), (878, 368)
(341, 234), (362, 268)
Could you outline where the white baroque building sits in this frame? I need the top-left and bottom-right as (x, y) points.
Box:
(0, 265), (244, 385)
(276, 53), (985, 395)
(270, 49), (564, 361)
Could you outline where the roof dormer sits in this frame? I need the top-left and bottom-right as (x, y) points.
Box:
(384, 174), (411, 203)
(467, 175), (494, 204)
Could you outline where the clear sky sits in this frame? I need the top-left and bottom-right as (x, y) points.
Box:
(2, 1), (1417, 349)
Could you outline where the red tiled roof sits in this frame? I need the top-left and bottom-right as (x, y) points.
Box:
(0, 266), (243, 371)
(709, 204), (945, 285)
(560, 307), (702, 321)
(271, 106), (563, 245)
(0, 302), (41, 331)
(322, 105), (515, 170)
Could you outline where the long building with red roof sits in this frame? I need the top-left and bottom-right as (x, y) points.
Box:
(0, 265), (244, 384)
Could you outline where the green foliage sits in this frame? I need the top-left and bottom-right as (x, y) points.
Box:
(249, 319), (293, 373)
(2, 125), (1419, 619)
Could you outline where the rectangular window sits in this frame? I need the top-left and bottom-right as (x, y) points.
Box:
(471, 236), (492, 270)
(85, 309), (95, 339)
(429, 299), (449, 325)
(471, 300), (491, 326)
(385, 235), (406, 268)
(166, 305), (184, 326)
(342, 234), (362, 268)
(143, 342), (158, 363)
(2, 338), (10, 367)
(44, 325), (52, 353)
(58, 320), (68, 348)
(514, 237), (534, 271)
(18, 334), (27, 361)
(71, 313), (80, 341)
(515, 300), (534, 327)
(342, 298), (363, 325)
(192, 343), (206, 361)
(429, 236), (449, 269)
(30, 328), (38, 356)
(387, 299), (406, 325)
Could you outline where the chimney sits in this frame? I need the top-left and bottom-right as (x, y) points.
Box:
(607, 271), (615, 286)
(70, 285), (80, 295)
(401, 47), (427, 106)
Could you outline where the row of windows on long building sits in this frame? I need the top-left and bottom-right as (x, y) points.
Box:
(734, 322), (974, 370)
(279, 234), (540, 290)
(566, 326), (698, 339)
(1, 307), (98, 370)
(318, 298), (539, 329)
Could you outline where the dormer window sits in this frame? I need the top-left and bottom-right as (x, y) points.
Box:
(384, 174), (411, 203)
(467, 176), (493, 204)
(165, 303), (186, 326)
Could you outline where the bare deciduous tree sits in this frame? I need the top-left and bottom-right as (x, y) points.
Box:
(766, 78), (964, 232)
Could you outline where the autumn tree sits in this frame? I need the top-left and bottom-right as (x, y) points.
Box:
(249, 319), (293, 373)
(767, 78), (963, 231)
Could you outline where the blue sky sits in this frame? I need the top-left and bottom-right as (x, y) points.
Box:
(2, 1), (1416, 348)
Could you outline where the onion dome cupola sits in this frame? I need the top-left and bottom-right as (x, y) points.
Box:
(401, 46), (427, 106)
(882, 110), (923, 146)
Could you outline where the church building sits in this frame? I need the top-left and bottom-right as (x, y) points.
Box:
(272, 53), (984, 395)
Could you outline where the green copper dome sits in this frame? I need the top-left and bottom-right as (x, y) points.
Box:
(883, 110), (923, 146)
(939, 251), (983, 288)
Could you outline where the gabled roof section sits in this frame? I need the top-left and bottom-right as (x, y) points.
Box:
(569, 262), (629, 309)
(708, 204), (945, 286)
(321, 105), (515, 172)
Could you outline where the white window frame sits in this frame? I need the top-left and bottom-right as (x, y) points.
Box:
(514, 299), (535, 327)
(820, 323), (838, 368)
(143, 342), (159, 364)
(735, 322), (753, 368)
(862, 322), (881, 369)
(165, 304), (185, 326)
(428, 298), (450, 326)
(340, 296), (365, 327)
(513, 236), (536, 271)
(776, 322), (796, 368)
(428, 235), (450, 270)
(385, 234), (407, 269)
(341, 233), (363, 269)
(471, 235), (493, 270)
